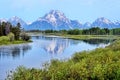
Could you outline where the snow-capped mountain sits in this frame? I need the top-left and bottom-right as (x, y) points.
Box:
(28, 11), (120, 30)
(44, 10), (70, 26)
(83, 22), (92, 29)
(27, 19), (54, 30)
(8, 16), (27, 28)
(28, 10), (82, 30)
(70, 20), (83, 29)
(114, 21), (120, 28)
(0, 10), (120, 30)
(91, 17), (114, 29)
(0, 18), (7, 23)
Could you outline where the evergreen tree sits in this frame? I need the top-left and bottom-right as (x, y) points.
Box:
(5, 22), (10, 35)
(11, 26), (21, 40)
(17, 22), (21, 28)
(0, 22), (3, 36)
(1, 22), (6, 36)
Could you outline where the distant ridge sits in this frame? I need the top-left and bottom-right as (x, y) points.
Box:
(0, 10), (120, 30)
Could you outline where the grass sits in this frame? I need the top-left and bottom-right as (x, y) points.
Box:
(0, 36), (32, 45)
(6, 38), (120, 80)
(0, 40), (32, 45)
(60, 34), (120, 40)
(0, 35), (31, 46)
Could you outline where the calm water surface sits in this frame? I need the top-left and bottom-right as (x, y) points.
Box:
(0, 36), (111, 80)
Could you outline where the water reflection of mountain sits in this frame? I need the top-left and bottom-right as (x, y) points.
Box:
(32, 36), (113, 54)
(42, 38), (70, 54)
(0, 44), (31, 59)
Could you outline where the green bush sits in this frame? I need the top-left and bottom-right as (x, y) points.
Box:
(7, 32), (15, 42)
(0, 36), (10, 42)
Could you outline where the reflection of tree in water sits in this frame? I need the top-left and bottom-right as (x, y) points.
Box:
(0, 44), (31, 59)
(70, 39), (81, 45)
(22, 45), (31, 56)
(11, 47), (21, 58)
(82, 39), (114, 45)
(35, 36), (40, 39)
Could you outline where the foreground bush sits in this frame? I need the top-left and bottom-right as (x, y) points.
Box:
(0, 36), (10, 42)
(7, 40), (120, 80)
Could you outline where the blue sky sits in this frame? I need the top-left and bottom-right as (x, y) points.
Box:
(0, 0), (120, 23)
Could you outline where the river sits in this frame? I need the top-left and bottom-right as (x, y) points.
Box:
(0, 35), (112, 80)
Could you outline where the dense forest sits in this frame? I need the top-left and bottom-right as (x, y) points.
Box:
(28, 27), (120, 35)
(0, 22), (30, 45)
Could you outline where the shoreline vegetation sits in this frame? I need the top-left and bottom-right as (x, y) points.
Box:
(6, 34), (120, 80)
(26, 27), (120, 40)
(0, 39), (32, 46)
(0, 22), (31, 46)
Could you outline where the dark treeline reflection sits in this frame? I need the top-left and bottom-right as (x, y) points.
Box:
(32, 36), (57, 41)
(0, 44), (31, 59)
(82, 39), (114, 45)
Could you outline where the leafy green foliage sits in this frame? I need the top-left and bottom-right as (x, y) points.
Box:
(67, 29), (81, 35)
(7, 32), (15, 41)
(0, 36), (10, 42)
(6, 39), (120, 80)
(11, 26), (21, 40)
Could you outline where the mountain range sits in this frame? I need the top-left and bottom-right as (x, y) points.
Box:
(0, 10), (120, 30)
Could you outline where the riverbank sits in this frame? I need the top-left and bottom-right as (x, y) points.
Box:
(27, 32), (120, 40)
(6, 37), (120, 80)
(59, 34), (120, 40)
(0, 40), (32, 46)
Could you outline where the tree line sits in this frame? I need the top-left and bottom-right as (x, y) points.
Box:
(28, 27), (120, 35)
(62, 27), (120, 35)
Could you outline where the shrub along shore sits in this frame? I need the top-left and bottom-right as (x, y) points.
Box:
(0, 22), (31, 46)
(6, 38), (120, 80)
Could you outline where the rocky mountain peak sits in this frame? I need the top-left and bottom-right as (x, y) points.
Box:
(95, 17), (112, 24)
(43, 10), (70, 25)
